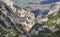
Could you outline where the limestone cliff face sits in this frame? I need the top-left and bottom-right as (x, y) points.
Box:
(0, 1), (20, 30)
(48, 2), (60, 15)
(2, 0), (16, 12)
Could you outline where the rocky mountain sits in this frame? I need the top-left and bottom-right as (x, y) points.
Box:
(2, 0), (16, 12)
(48, 2), (60, 15)
(0, 0), (60, 37)
(0, 0), (36, 33)
(0, 0), (21, 37)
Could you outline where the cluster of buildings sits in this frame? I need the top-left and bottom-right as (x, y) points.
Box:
(16, 9), (35, 31)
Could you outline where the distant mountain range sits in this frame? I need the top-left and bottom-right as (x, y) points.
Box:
(10, 0), (60, 17)
(40, 0), (60, 4)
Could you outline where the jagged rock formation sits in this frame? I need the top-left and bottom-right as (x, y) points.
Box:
(48, 2), (60, 15)
(2, 0), (16, 12)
